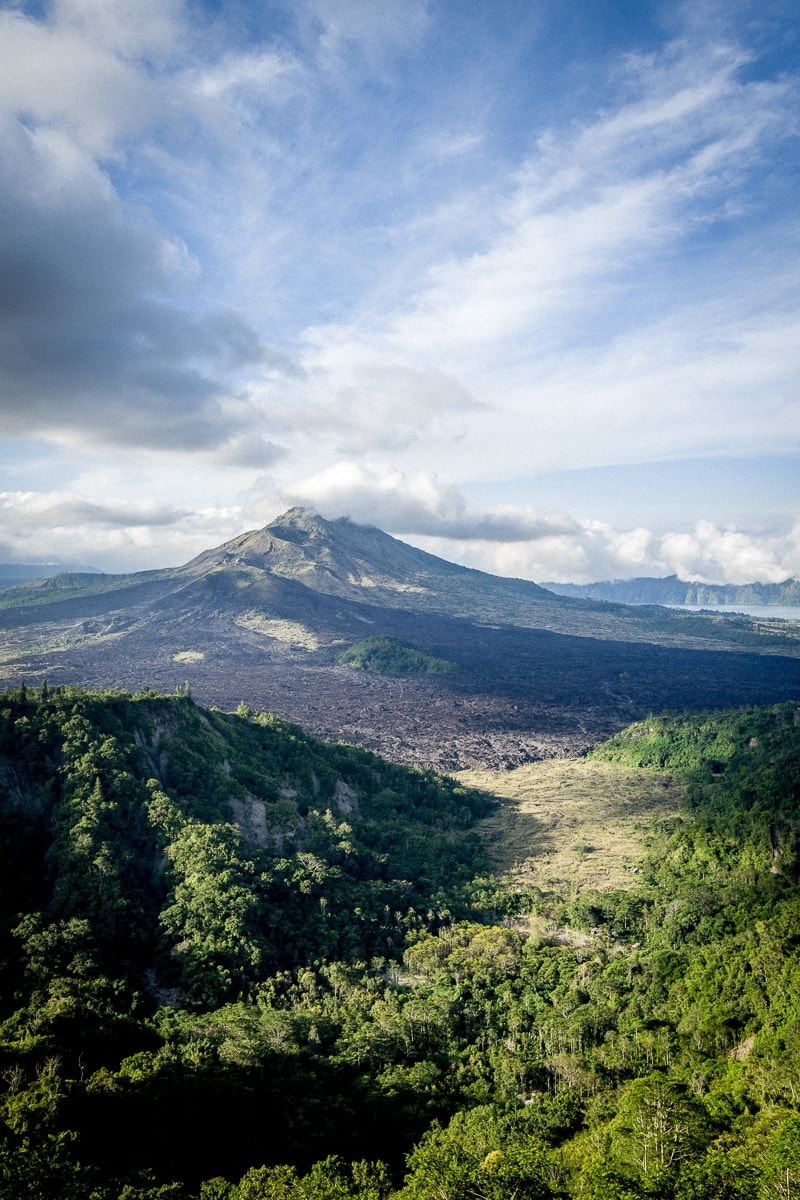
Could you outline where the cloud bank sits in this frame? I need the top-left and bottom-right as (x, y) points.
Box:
(286, 462), (800, 586)
(0, 462), (797, 585)
(0, 3), (296, 459)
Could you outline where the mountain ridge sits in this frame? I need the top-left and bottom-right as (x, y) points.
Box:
(544, 573), (800, 607)
(132, 505), (559, 619)
(2, 507), (796, 635)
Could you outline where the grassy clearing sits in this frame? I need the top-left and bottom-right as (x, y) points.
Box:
(458, 758), (686, 897)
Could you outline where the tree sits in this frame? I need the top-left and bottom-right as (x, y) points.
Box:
(610, 1074), (710, 1186)
(401, 1107), (553, 1200)
(759, 1115), (800, 1200)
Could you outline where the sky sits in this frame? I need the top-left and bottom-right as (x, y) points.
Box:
(1, 0), (799, 584)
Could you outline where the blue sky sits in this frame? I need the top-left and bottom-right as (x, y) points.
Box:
(0, 0), (798, 583)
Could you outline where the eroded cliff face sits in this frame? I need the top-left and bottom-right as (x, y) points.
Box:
(0, 753), (50, 816)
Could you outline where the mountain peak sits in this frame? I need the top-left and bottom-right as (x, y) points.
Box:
(267, 505), (324, 530)
(184, 507), (556, 620)
(265, 507), (358, 544)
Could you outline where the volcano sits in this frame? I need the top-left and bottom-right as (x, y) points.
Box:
(0, 508), (797, 768)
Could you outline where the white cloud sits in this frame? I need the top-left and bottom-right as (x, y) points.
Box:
(286, 462), (464, 531)
(412, 519), (800, 587)
(0, 5), (169, 155)
(659, 520), (800, 584)
(52, 0), (184, 59)
(286, 461), (577, 541)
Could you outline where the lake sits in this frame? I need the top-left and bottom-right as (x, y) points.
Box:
(666, 604), (800, 621)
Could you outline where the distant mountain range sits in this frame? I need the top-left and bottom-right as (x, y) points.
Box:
(0, 508), (798, 768)
(0, 561), (102, 589)
(543, 574), (800, 607)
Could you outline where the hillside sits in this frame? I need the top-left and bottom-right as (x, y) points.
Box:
(1, 688), (799, 1198)
(0, 685), (490, 997)
(183, 505), (560, 615)
(544, 573), (800, 607)
(0, 509), (798, 769)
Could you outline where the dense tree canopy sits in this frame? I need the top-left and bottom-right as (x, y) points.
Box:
(0, 688), (798, 1197)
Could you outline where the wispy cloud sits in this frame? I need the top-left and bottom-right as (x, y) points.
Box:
(299, 0), (431, 73)
(0, 1), (797, 581)
(297, 37), (799, 474)
(0, 491), (186, 529)
(0, 487), (247, 570)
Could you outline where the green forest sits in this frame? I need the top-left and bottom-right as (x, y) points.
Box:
(337, 636), (458, 675)
(0, 686), (799, 1198)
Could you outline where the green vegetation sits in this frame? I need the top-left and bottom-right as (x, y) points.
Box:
(1, 689), (800, 1197)
(338, 636), (458, 675)
(591, 705), (797, 775)
(0, 570), (168, 610)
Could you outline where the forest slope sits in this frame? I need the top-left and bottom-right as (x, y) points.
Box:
(1, 689), (800, 1198)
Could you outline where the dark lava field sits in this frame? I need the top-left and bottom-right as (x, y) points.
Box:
(3, 598), (799, 770)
